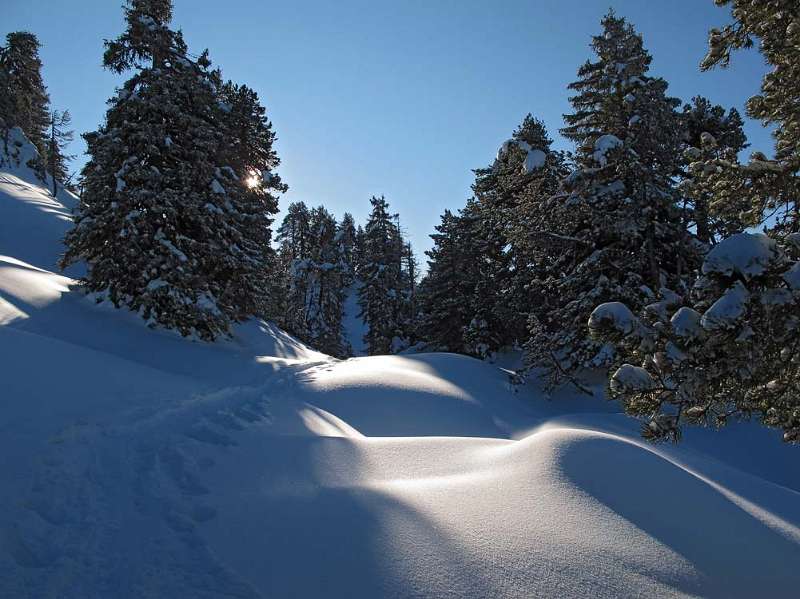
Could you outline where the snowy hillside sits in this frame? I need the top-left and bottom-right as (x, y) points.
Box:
(2, 132), (800, 597)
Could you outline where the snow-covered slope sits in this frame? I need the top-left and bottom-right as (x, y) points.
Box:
(2, 132), (799, 598)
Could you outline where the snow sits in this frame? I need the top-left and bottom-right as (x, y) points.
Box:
(2, 133), (800, 597)
(523, 148), (547, 173)
(783, 262), (800, 291)
(588, 301), (639, 335)
(671, 306), (703, 339)
(146, 278), (169, 292)
(496, 138), (531, 160)
(210, 178), (226, 194)
(701, 281), (749, 331)
(592, 134), (623, 166)
(610, 364), (657, 393)
(702, 232), (780, 281)
(496, 139), (546, 174)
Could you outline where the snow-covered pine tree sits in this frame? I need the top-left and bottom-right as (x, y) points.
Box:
(0, 32), (51, 175)
(358, 195), (405, 354)
(400, 240), (419, 344)
(418, 208), (482, 353)
(353, 224), (367, 277)
(336, 212), (357, 284)
(588, 1), (800, 444)
(305, 207), (348, 357)
(276, 201), (312, 261)
(45, 109), (74, 197)
(461, 114), (567, 355)
(702, 0), (799, 237)
(277, 201), (312, 335)
(62, 0), (285, 340)
(525, 11), (698, 390)
(678, 96), (747, 243)
(215, 81), (287, 321)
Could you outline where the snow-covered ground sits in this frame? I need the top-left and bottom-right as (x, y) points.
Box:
(2, 133), (800, 597)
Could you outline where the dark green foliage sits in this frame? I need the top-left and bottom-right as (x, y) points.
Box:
(0, 31), (51, 175)
(46, 109), (74, 196)
(593, 1), (800, 444)
(61, 0), (284, 339)
(524, 11), (699, 389)
(358, 195), (406, 355)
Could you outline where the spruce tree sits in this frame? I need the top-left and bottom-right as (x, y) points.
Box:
(400, 240), (419, 344)
(678, 96), (747, 243)
(465, 115), (565, 354)
(525, 11), (698, 389)
(277, 201), (312, 334)
(336, 212), (357, 284)
(358, 195), (405, 354)
(420, 115), (567, 357)
(702, 0), (799, 236)
(589, 1), (800, 444)
(45, 109), (74, 197)
(0, 32), (51, 174)
(306, 207), (348, 357)
(418, 208), (482, 353)
(61, 0), (285, 340)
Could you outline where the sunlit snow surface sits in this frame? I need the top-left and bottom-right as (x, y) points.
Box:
(1, 134), (800, 598)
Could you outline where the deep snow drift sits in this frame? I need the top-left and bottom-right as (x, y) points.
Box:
(2, 133), (799, 598)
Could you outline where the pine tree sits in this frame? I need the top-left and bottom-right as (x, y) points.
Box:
(336, 212), (357, 284)
(400, 240), (419, 344)
(678, 96), (747, 243)
(0, 32), (51, 174)
(419, 115), (567, 357)
(276, 201), (312, 261)
(306, 207), (348, 357)
(46, 109), (74, 197)
(353, 224), (367, 277)
(465, 115), (565, 354)
(701, 0), (799, 236)
(418, 208), (481, 352)
(215, 81), (287, 321)
(358, 195), (405, 354)
(61, 0), (285, 340)
(277, 201), (312, 334)
(525, 11), (699, 389)
(589, 1), (800, 444)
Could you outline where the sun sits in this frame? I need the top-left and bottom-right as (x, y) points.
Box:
(246, 173), (260, 189)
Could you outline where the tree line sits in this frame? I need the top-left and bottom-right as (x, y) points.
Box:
(2, 0), (798, 444)
(419, 3), (799, 444)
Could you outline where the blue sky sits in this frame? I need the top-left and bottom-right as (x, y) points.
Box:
(5, 0), (771, 261)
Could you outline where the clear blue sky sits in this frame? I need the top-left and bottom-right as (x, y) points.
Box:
(5, 0), (771, 262)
